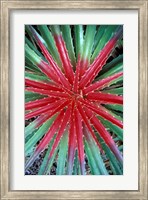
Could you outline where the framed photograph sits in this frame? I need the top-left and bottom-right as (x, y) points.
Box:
(0, 0), (147, 199)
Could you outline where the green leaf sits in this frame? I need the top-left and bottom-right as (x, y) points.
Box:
(25, 65), (39, 73)
(92, 25), (108, 54)
(25, 44), (41, 66)
(99, 116), (123, 141)
(26, 25), (47, 47)
(105, 105), (123, 121)
(38, 25), (62, 67)
(82, 25), (96, 62)
(25, 130), (37, 156)
(119, 145), (123, 151)
(25, 121), (38, 139)
(104, 104), (123, 112)
(25, 114), (49, 138)
(91, 25), (118, 62)
(45, 148), (58, 175)
(97, 54), (123, 78)
(84, 126), (108, 175)
(72, 150), (80, 175)
(38, 135), (56, 175)
(25, 116), (56, 156)
(56, 130), (68, 175)
(117, 39), (123, 48)
(25, 71), (50, 83)
(25, 91), (46, 103)
(25, 25), (36, 47)
(25, 129), (37, 143)
(74, 25), (84, 60)
(103, 87), (123, 95)
(61, 25), (76, 68)
(98, 135), (123, 175)
(25, 37), (45, 60)
(110, 76), (123, 86)
(110, 109), (123, 119)
(84, 139), (101, 175)
(50, 25), (61, 35)
(96, 62), (123, 81)
(25, 57), (42, 74)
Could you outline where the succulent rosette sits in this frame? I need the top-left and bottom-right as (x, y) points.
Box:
(25, 25), (123, 175)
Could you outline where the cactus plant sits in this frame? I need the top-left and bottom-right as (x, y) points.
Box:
(25, 25), (123, 175)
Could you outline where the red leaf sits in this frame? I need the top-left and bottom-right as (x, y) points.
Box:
(37, 60), (60, 83)
(30, 26), (72, 90)
(86, 92), (123, 105)
(54, 35), (75, 84)
(79, 58), (89, 77)
(25, 99), (70, 120)
(25, 110), (65, 169)
(77, 102), (103, 152)
(32, 114), (52, 129)
(83, 72), (123, 94)
(25, 78), (63, 92)
(79, 27), (123, 88)
(79, 98), (123, 128)
(25, 87), (69, 99)
(25, 97), (57, 110)
(74, 108), (85, 175)
(36, 110), (65, 153)
(47, 105), (71, 160)
(67, 102), (76, 174)
(84, 107), (123, 164)
(73, 56), (81, 93)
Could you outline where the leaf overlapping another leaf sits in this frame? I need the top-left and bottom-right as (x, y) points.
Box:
(25, 25), (123, 175)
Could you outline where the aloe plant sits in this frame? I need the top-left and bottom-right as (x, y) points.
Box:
(25, 25), (123, 175)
